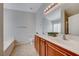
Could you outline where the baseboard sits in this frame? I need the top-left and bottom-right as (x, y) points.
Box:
(4, 40), (16, 56)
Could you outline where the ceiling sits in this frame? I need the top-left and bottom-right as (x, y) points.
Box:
(62, 3), (79, 16)
(4, 3), (79, 16)
(4, 3), (43, 13)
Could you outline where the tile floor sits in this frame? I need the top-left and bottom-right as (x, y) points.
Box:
(11, 42), (38, 56)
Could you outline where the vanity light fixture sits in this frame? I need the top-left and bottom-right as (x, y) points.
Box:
(44, 3), (60, 15)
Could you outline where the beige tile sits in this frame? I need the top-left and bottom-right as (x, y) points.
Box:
(11, 42), (38, 56)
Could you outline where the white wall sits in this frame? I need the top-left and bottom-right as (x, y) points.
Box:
(4, 9), (36, 44)
(69, 14), (79, 35)
(4, 4), (49, 44)
(42, 19), (53, 34)
(35, 4), (49, 34)
(14, 10), (36, 43)
(0, 3), (3, 56)
(36, 14), (43, 34)
(4, 9), (15, 42)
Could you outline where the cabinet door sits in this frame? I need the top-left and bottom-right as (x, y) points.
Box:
(34, 35), (37, 50)
(40, 38), (46, 56)
(34, 35), (40, 54)
(34, 35), (37, 51)
(46, 41), (66, 56)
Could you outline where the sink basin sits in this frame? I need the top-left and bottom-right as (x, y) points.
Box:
(48, 32), (58, 37)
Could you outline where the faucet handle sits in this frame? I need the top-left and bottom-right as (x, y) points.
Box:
(63, 34), (67, 40)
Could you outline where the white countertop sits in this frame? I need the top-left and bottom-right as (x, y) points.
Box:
(36, 34), (79, 55)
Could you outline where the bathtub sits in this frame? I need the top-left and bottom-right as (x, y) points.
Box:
(4, 39), (15, 56)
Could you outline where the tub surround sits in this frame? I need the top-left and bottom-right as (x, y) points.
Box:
(35, 34), (79, 56)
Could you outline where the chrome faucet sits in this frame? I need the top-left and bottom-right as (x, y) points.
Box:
(63, 34), (67, 40)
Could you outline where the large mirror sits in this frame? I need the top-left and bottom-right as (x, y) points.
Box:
(63, 3), (79, 35)
(43, 3), (79, 36)
(43, 4), (61, 36)
(68, 14), (79, 35)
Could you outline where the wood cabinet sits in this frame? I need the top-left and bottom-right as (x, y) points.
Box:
(46, 41), (79, 56)
(46, 41), (66, 56)
(40, 38), (46, 56)
(34, 35), (46, 56)
(34, 35), (40, 54)
(34, 35), (79, 56)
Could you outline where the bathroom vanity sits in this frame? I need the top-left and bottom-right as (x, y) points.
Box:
(34, 34), (79, 56)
